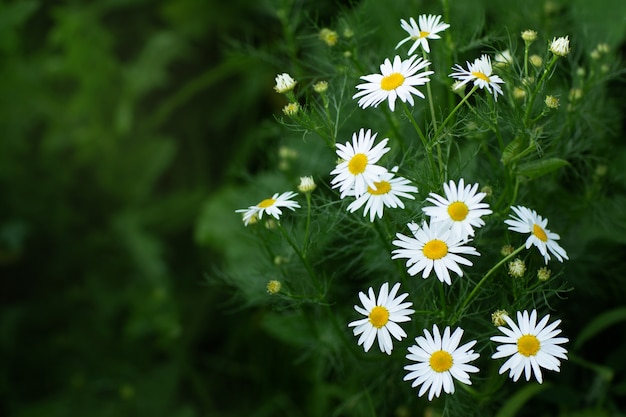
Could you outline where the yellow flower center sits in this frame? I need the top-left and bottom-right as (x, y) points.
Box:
(532, 224), (548, 242)
(258, 198), (276, 208)
(380, 72), (405, 91)
(367, 180), (391, 195)
(368, 306), (390, 328)
(423, 239), (448, 260)
(429, 350), (453, 372)
(517, 334), (541, 356)
(419, 30), (430, 38)
(348, 153), (368, 175)
(447, 201), (469, 221)
(471, 71), (491, 82)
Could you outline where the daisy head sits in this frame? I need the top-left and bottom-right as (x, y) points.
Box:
(449, 54), (505, 101)
(395, 14), (450, 55)
(235, 191), (301, 226)
(348, 282), (415, 355)
(391, 220), (480, 285)
(404, 324), (480, 400)
(504, 205), (568, 263)
(550, 36), (570, 57)
(274, 73), (297, 93)
(330, 128), (390, 198)
(491, 309), (568, 383)
(347, 167), (418, 222)
(422, 178), (493, 241)
(353, 55), (434, 111)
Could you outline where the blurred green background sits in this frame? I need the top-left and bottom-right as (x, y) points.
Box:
(2, 0), (626, 416)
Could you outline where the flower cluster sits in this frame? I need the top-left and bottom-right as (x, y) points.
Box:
(235, 9), (575, 407)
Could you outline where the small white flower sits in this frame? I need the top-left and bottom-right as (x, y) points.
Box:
(274, 73), (297, 93)
(297, 176), (316, 193)
(504, 205), (568, 263)
(353, 55), (433, 111)
(395, 14), (450, 54)
(550, 36), (570, 57)
(392, 221), (480, 285)
(404, 324), (480, 400)
(491, 309), (568, 383)
(347, 167), (418, 222)
(449, 54), (505, 101)
(422, 178), (493, 241)
(494, 49), (513, 66)
(330, 128), (390, 198)
(348, 282), (415, 355)
(235, 191), (300, 226)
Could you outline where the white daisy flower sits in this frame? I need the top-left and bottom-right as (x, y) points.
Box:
(348, 282), (415, 355)
(353, 55), (434, 111)
(449, 54), (505, 101)
(274, 73), (297, 93)
(491, 309), (568, 383)
(404, 324), (480, 400)
(550, 36), (570, 57)
(235, 191), (300, 226)
(395, 14), (450, 55)
(347, 167), (418, 222)
(422, 178), (493, 241)
(330, 128), (390, 198)
(391, 220), (480, 285)
(504, 205), (568, 263)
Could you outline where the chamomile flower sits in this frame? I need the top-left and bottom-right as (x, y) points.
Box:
(235, 191), (300, 226)
(348, 282), (415, 355)
(347, 167), (418, 222)
(353, 55), (433, 111)
(395, 14), (450, 55)
(330, 128), (390, 198)
(392, 221), (480, 285)
(491, 309), (568, 383)
(504, 205), (568, 263)
(550, 36), (570, 57)
(274, 73), (297, 93)
(450, 54), (505, 101)
(404, 325), (480, 400)
(422, 178), (493, 241)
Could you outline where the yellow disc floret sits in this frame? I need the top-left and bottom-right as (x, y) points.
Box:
(532, 224), (548, 242)
(517, 334), (541, 356)
(381, 73), (405, 91)
(447, 201), (469, 221)
(367, 180), (391, 195)
(258, 198), (276, 208)
(348, 153), (368, 175)
(429, 350), (454, 372)
(423, 239), (448, 260)
(368, 306), (390, 328)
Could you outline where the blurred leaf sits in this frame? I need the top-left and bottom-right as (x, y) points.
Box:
(501, 137), (525, 165)
(495, 383), (550, 417)
(574, 307), (626, 350)
(570, 0), (626, 48)
(0, 0), (39, 52)
(516, 158), (569, 179)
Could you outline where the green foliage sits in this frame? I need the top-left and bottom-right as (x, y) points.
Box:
(3, 0), (626, 416)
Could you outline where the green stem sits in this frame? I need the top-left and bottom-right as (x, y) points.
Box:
(277, 222), (320, 291)
(303, 192), (312, 255)
(524, 55), (559, 125)
(434, 85), (478, 139)
(452, 244), (526, 324)
(401, 102), (437, 180)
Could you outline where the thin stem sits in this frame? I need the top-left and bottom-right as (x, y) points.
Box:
(303, 192), (312, 255)
(401, 102), (438, 180)
(434, 85), (478, 139)
(277, 222), (320, 290)
(524, 55), (559, 125)
(452, 244), (526, 324)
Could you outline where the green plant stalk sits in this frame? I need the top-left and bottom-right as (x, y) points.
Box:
(401, 102), (438, 180)
(523, 54), (559, 125)
(434, 85), (478, 139)
(422, 50), (445, 179)
(452, 244), (526, 324)
(277, 222), (321, 292)
(303, 192), (312, 255)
